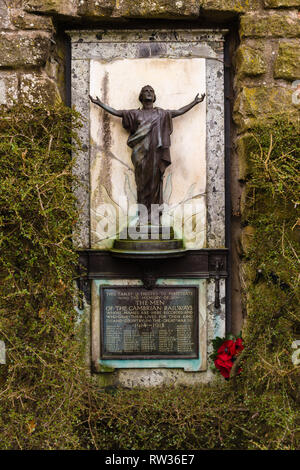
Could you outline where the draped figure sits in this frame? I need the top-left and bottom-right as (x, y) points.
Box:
(89, 85), (205, 220)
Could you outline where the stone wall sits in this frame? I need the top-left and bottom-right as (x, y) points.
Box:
(1, 0), (299, 332)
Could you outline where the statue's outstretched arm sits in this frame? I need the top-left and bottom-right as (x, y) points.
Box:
(171, 93), (205, 118)
(89, 95), (123, 118)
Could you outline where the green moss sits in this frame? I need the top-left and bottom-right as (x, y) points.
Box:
(97, 364), (115, 373)
(0, 103), (86, 449)
(95, 373), (116, 388)
(240, 117), (300, 446)
(84, 385), (254, 450)
(201, 0), (249, 12)
(240, 12), (300, 38)
(0, 33), (51, 68)
(274, 41), (300, 81)
(235, 44), (267, 77)
(234, 86), (298, 131)
(236, 133), (254, 180)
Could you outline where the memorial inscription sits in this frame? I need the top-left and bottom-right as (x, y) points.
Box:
(101, 286), (198, 359)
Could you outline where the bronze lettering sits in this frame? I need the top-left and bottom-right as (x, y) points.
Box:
(100, 286), (199, 359)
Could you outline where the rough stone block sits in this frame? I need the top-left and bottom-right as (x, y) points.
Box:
(25, 0), (200, 18)
(263, 0), (300, 7)
(0, 3), (12, 28)
(0, 72), (18, 105)
(274, 41), (300, 81)
(24, 0), (77, 16)
(240, 11), (300, 38)
(200, 0), (250, 13)
(241, 225), (255, 255)
(19, 72), (59, 105)
(233, 86), (297, 130)
(0, 32), (51, 68)
(235, 43), (267, 77)
(114, 0), (199, 18)
(10, 9), (54, 30)
(77, 0), (116, 17)
(236, 134), (253, 181)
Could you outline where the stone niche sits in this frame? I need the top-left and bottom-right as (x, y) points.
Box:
(69, 29), (228, 387)
(90, 57), (206, 250)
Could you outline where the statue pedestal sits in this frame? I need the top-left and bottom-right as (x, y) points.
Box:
(110, 225), (186, 259)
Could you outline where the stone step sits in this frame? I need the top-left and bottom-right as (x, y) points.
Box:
(119, 225), (175, 240)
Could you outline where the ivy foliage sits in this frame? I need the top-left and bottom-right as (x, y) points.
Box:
(0, 104), (88, 449)
(0, 105), (299, 450)
(239, 117), (300, 449)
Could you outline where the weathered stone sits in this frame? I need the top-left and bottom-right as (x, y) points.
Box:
(274, 41), (300, 81)
(77, 0), (116, 17)
(10, 9), (54, 30)
(19, 72), (60, 105)
(236, 134), (253, 181)
(0, 72), (18, 105)
(25, 0), (200, 18)
(235, 43), (267, 77)
(263, 0), (300, 7)
(240, 11), (300, 38)
(20, 0), (263, 21)
(24, 0), (77, 16)
(239, 184), (248, 218)
(114, 0), (199, 18)
(233, 86), (297, 131)
(0, 3), (12, 28)
(200, 0), (249, 13)
(0, 32), (51, 68)
(241, 225), (255, 255)
(241, 261), (256, 286)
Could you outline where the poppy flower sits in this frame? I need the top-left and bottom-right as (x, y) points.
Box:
(214, 354), (234, 379)
(235, 337), (244, 354)
(217, 339), (236, 357)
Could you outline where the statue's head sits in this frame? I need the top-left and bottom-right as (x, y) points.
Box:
(139, 85), (156, 104)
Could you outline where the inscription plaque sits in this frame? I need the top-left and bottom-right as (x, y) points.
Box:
(100, 286), (199, 359)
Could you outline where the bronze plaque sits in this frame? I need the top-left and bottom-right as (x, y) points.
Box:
(100, 286), (198, 359)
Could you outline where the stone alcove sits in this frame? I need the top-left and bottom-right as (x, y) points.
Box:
(70, 28), (229, 386)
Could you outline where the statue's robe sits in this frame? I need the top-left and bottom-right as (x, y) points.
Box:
(122, 108), (173, 215)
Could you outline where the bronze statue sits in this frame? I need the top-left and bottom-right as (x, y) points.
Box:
(89, 86), (205, 220)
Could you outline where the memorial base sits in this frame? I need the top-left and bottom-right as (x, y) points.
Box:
(110, 225), (186, 259)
